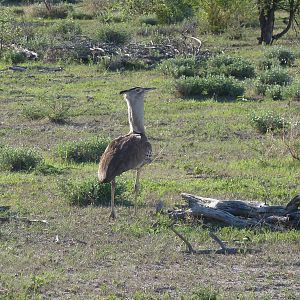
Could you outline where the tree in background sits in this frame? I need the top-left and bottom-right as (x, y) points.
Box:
(258, 0), (300, 44)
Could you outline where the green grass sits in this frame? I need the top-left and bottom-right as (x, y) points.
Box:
(0, 4), (300, 299)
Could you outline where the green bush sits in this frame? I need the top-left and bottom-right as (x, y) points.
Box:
(158, 56), (200, 78)
(99, 56), (147, 71)
(0, 146), (43, 172)
(207, 55), (255, 79)
(251, 112), (290, 134)
(285, 83), (300, 101)
(154, 0), (193, 24)
(2, 51), (27, 64)
(265, 46), (296, 67)
(47, 20), (82, 41)
(56, 136), (110, 163)
(259, 67), (291, 86)
(254, 81), (268, 95)
(257, 58), (277, 70)
(25, 4), (70, 19)
(266, 85), (284, 100)
(97, 25), (132, 45)
(60, 177), (126, 206)
(70, 11), (93, 20)
(139, 15), (158, 26)
(175, 75), (244, 98)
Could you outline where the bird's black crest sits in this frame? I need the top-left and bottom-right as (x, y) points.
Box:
(120, 87), (142, 95)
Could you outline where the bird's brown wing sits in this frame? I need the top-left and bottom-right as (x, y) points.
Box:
(98, 133), (152, 183)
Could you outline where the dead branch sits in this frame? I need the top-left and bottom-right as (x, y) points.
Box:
(0, 216), (49, 224)
(170, 224), (258, 255)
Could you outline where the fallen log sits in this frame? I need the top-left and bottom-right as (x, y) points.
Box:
(170, 193), (300, 229)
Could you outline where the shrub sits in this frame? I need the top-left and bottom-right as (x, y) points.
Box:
(139, 15), (158, 26)
(285, 83), (300, 101)
(158, 56), (200, 78)
(22, 104), (45, 120)
(266, 85), (284, 100)
(251, 111), (290, 134)
(0, 146), (43, 172)
(70, 11), (93, 20)
(44, 96), (72, 124)
(56, 136), (110, 163)
(207, 55), (255, 79)
(25, 4), (70, 19)
(175, 75), (244, 98)
(154, 0), (193, 24)
(258, 67), (291, 86)
(96, 25), (132, 45)
(60, 177), (126, 206)
(254, 81), (268, 95)
(2, 51), (27, 64)
(99, 56), (147, 71)
(265, 46), (296, 67)
(257, 58), (277, 70)
(47, 20), (82, 41)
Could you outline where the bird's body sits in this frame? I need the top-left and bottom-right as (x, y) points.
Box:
(98, 87), (155, 219)
(98, 132), (152, 184)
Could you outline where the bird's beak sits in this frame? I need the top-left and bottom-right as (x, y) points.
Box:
(144, 87), (156, 92)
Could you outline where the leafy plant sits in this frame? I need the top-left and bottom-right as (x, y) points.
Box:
(265, 46), (296, 67)
(251, 111), (290, 133)
(175, 75), (244, 98)
(207, 55), (255, 79)
(60, 177), (126, 206)
(47, 20), (82, 41)
(158, 56), (200, 78)
(266, 84), (284, 100)
(284, 83), (300, 101)
(258, 67), (291, 86)
(99, 56), (147, 71)
(25, 3), (70, 19)
(56, 136), (110, 163)
(139, 15), (158, 26)
(0, 146), (43, 172)
(97, 25), (132, 45)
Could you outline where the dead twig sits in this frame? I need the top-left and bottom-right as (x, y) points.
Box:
(0, 216), (49, 224)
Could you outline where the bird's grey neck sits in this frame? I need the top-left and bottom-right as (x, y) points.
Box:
(126, 97), (145, 134)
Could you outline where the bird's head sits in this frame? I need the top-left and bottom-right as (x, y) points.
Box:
(120, 87), (156, 103)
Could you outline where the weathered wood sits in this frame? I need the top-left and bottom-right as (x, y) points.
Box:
(177, 193), (300, 229)
(180, 193), (258, 228)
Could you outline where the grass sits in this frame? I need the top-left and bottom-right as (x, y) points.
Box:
(0, 4), (300, 299)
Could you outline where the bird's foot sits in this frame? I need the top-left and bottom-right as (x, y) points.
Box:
(109, 210), (117, 220)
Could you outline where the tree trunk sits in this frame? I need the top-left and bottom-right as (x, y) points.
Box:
(258, 6), (275, 45)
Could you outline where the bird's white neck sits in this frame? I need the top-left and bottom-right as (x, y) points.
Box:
(125, 95), (145, 134)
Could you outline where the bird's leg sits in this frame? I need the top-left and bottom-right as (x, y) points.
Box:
(134, 169), (141, 215)
(109, 179), (116, 220)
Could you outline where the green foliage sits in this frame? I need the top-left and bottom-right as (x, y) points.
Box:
(207, 55), (256, 79)
(99, 56), (147, 71)
(195, 0), (257, 33)
(139, 15), (159, 26)
(154, 0), (194, 24)
(259, 67), (291, 86)
(60, 177), (126, 206)
(189, 286), (219, 300)
(25, 4), (70, 19)
(251, 111), (290, 134)
(0, 10), (23, 51)
(2, 51), (26, 64)
(285, 83), (300, 101)
(175, 75), (244, 98)
(96, 25), (132, 45)
(265, 46), (296, 67)
(266, 84), (284, 100)
(56, 136), (110, 163)
(257, 58), (277, 70)
(158, 56), (200, 78)
(0, 146), (43, 172)
(47, 20), (82, 41)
